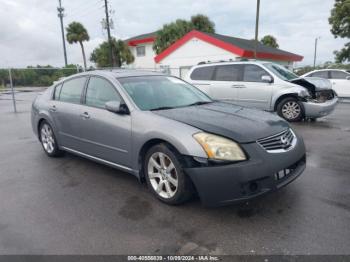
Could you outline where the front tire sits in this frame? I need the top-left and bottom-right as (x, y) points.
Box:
(39, 121), (64, 157)
(144, 144), (193, 205)
(277, 97), (304, 122)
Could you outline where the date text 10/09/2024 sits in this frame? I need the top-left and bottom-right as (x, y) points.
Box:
(127, 255), (219, 261)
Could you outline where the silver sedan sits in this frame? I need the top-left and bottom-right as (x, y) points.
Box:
(31, 70), (306, 206)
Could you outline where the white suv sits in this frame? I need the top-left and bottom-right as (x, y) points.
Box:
(185, 61), (338, 122)
(302, 69), (350, 98)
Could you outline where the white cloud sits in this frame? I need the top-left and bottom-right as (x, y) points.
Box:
(0, 0), (347, 67)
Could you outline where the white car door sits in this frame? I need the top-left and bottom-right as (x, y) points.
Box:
(329, 70), (350, 98)
(187, 65), (215, 97)
(235, 64), (273, 110)
(208, 64), (242, 102)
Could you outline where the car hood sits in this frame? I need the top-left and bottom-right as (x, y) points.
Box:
(153, 102), (289, 143)
(290, 77), (332, 92)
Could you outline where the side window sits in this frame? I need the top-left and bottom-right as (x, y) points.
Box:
(190, 66), (215, 80)
(53, 83), (62, 100)
(243, 65), (270, 82)
(85, 77), (121, 108)
(136, 46), (146, 57)
(330, 71), (348, 79)
(59, 77), (86, 103)
(214, 65), (242, 81)
(312, 71), (329, 79)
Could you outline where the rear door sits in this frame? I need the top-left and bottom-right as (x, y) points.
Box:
(77, 76), (132, 167)
(188, 66), (215, 96)
(209, 64), (243, 101)
(50, 76), (87, 150)
(329, 70), (350, 97)
(236, 64), (273, 109)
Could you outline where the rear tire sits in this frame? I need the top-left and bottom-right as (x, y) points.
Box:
(144, 143), (193, 205)
(277, 97), (304, 122)
(39, 121), (64, 157)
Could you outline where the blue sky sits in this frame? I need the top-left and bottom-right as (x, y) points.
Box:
(0, 0), (347, 67)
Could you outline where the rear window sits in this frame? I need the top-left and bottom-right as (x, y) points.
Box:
(330, 71), (348, 79)
(59, 77), (87, 104)
(310, 71), (329, 79)
(214, 65), (242, 81)
(190, 66), (215, 80)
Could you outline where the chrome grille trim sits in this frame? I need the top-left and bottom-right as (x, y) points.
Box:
(257, 128), (297, 153)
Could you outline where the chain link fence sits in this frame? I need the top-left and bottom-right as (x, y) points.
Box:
(0, 66), (82, 113)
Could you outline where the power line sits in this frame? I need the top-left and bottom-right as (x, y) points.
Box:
(57, 0), (68, 66)
(68, 0), (102, 18)
(67, 5), (104, 21)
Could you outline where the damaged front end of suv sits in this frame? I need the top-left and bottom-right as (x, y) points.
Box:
(288, 77), (338, 119)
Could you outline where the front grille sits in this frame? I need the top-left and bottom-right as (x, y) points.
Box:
(257, 129), (296, 153)
(315, 90), (334, 102)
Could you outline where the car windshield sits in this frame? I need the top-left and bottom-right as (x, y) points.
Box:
(118, 75), (212, 111)
(264, 63), (299, 81)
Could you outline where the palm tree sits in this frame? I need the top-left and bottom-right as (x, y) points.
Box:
(66, 22), (89, 70)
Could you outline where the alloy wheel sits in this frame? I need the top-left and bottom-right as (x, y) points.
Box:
(281, 101), (301, 120)
(40, 123), (55, 154)
(147, 152), (178, 199)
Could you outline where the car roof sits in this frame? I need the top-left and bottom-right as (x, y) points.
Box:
(192, 60), (270, 68)
(307, 69), (348, 73)
(61, 69), (165, 82)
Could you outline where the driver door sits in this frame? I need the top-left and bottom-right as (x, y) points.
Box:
(77, 76), (132, 168)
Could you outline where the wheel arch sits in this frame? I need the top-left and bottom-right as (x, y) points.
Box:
(138, 138), (182, 182)
(37, 117), (56, 142)
(273, 93), (300, 111)
(37, 118), (47, 141)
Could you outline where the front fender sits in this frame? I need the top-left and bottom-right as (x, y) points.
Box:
(130, 111), (208, 172)
(271, 85), (309, 110)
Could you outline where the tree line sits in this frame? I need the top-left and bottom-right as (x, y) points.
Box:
(0, 65), (79, 87)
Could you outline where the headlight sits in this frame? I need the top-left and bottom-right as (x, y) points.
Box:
(193, 132), (246, 161)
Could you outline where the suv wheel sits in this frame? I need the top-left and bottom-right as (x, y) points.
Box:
(277, 97), (303, 122)
(144, 144), (193, 205)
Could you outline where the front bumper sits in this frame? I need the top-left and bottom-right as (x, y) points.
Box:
(185, 133), (306, 207)
(302, 97), (338, 118)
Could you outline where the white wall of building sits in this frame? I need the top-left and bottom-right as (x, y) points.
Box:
(128, 43), (157, 69)
(127, 37), (294, 77)
(158, 37), (240, 69)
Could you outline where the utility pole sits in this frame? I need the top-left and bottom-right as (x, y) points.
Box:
(254, 0), (260, 60)
(57, 0), (68, 66)
(104, 0), (115, 67)
(313, 37), (320, 68)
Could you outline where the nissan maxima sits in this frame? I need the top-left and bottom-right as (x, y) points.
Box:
(31, 70), (306, 206)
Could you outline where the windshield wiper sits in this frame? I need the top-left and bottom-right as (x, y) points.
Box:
(150, 106), (175, 111)
(187, 101), (213, 106)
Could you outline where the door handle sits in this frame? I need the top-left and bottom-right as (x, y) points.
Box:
(80, 112), (90, 119)
(231, 84), (246, 88)
(49, 105), (57, 112)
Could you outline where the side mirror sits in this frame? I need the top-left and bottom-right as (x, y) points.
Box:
(261, 75), (273, 83)
(105, 101), (129, 114)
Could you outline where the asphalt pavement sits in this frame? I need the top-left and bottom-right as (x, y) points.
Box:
(0, 90), (349, 255)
